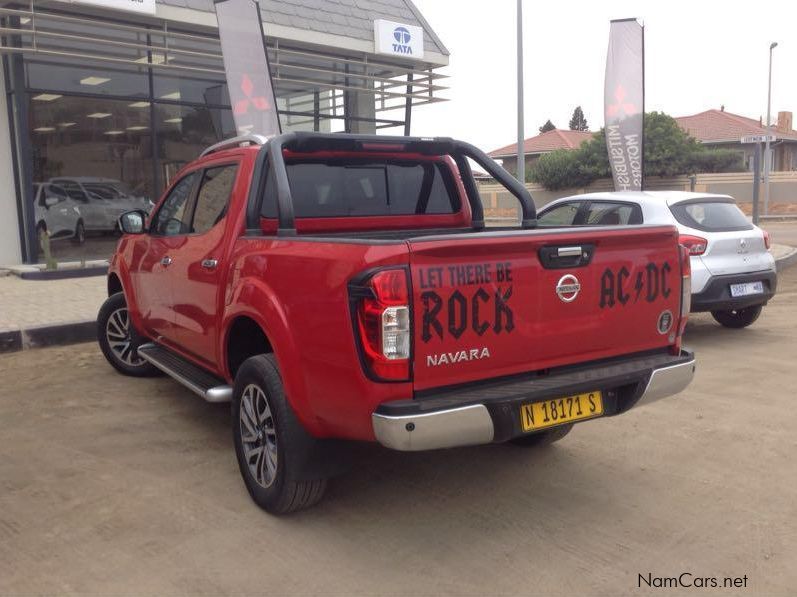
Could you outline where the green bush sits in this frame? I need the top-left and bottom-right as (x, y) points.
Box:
(689, 149), (745, 173)
(530, 112), (745, 190)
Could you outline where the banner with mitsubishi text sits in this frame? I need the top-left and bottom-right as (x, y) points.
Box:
(604, 19), (644, 191)
(215, 0), (281, 137)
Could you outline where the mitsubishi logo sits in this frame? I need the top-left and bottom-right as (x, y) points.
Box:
(233, 73), (271, 117)
(606, 84), (638, 119)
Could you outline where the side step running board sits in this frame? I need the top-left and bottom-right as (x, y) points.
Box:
(137, 343), (232, 403)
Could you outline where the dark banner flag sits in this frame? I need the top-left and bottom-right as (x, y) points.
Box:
(604, 18), (644, 191)
(214, 0), (281, 137)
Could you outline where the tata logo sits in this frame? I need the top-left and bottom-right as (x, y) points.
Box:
(392, 26), (413, 54)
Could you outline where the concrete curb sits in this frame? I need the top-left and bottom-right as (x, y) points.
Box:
(2, 247), (797, 355)
(0, 320), (97, 354)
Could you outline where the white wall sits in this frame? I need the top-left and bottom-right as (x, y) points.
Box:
(0, 71), (22, 265)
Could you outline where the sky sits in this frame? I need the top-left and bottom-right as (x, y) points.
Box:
(390, 0), (797, 153)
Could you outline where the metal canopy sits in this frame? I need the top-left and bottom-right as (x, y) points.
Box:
(0, 2), (447, 130)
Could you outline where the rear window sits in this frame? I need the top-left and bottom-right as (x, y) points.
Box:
(261, 159), (460, 218)
(669, 200), (752, 232)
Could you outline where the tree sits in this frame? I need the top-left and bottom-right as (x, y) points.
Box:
(531, 112), (744, 190)
(569, 106), (588, 131)
(539, 119), (556, 133)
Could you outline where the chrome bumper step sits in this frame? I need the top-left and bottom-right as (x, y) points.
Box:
(137, 343), (232, 403)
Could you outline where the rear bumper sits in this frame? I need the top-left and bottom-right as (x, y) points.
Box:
(691, 269), (777, 313)
(372, 349), (696, 451)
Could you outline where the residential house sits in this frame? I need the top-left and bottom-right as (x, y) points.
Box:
(488, 129), (593, 178)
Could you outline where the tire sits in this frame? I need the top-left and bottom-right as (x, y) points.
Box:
(232, 354), (327, 514)
(97, 292), (159, 377)
(509, 424), (573, 447)
(711, 305), (763, 329)
(72, 220), (86, 245)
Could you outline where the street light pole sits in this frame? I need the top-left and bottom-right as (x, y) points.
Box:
(516, 0), (525, 185)
(764, 41), (777, 216)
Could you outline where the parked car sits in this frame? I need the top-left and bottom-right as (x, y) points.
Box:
(33, 182), (85, 244)
(98, 133), (695, 514)
(537, 191), (777, 328)
(48, 177), (153, 233)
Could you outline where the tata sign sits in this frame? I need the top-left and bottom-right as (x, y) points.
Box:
(374, 19), (424, 59)
(55, 0), (156, 15)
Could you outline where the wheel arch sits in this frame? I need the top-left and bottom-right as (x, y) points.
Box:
(225, 315), (274, 379)
(220, 281), (319, 436)
(107, 272), (123, 296)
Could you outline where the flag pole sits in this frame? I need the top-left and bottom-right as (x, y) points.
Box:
(516, 0), (525, 185)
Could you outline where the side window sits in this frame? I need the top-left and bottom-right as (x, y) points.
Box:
(192, 164), (238, 234)
(58, 181), (88, 202)
(537, 202), (581, 226)
(45, 185), (68, 202)
(584, 202), (642, 225)
(152, 172), (197, 236)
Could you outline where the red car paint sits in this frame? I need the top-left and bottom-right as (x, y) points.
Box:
(109, 143), (689, 443)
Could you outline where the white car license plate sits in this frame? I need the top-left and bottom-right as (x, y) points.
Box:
(730, 281), (764, 297)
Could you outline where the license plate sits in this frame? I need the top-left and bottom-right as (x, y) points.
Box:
(520, 391), (603, 432)
(730, 281), (764, 297)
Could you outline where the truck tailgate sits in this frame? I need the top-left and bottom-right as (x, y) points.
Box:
(409, 226), (682, 391)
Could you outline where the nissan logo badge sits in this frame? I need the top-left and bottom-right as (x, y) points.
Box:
(556, 274), (581, 303)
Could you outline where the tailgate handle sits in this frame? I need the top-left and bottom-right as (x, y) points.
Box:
(557, 246), (583, 258)
(538, 244), (595, 269)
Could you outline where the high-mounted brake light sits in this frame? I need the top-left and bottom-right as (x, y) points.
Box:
(763, 230), (771, 250)
(679, 234), (708, 256)
(353, 269), (411, 381)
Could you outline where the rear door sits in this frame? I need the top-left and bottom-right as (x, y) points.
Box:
(56, 180), (104, 230)
(409, 226), (683, 391)
(669, 199), (771, 275)
(167, 162), (239, 369)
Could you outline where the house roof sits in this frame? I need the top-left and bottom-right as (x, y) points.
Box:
(488, 129), (593, 158)
(674, 109), (797, 143)
(155, 0), (449, 57)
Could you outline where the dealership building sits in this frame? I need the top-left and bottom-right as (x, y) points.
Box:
(0, 0), (448, 264)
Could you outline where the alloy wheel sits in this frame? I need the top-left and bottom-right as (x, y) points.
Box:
(105, 307), (144, 366)
(239, 383), (279, 488)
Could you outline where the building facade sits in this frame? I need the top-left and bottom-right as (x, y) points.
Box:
(675, 109), (797, 174)
(0, 0), (448, 265)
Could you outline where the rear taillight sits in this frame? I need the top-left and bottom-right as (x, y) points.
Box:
(763, 230), (771, 250)
(679, 234), (708, 256)
(352, 268), (411, 381)
(674, 244), (691, 353)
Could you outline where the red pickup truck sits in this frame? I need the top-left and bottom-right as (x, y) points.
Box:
(99, 132), (696, 514)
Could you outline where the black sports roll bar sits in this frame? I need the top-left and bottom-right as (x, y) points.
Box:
(245, 132), (537, 235)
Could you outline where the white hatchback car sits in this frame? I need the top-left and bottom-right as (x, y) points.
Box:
(33, 182), (85, 244)
(537, 191), (777, 328)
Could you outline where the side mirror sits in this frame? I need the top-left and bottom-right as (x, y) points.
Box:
(119, 210), (147, 235)
(44, 196), (60, 208)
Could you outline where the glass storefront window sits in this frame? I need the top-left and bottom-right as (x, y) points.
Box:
(156, 103), (235, 186)
(29, 93), (156, 260)
(27, 56), (150, 99)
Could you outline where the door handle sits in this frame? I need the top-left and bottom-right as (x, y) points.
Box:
(161, 256), (172, 266)
(201, 259), (218, 270)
